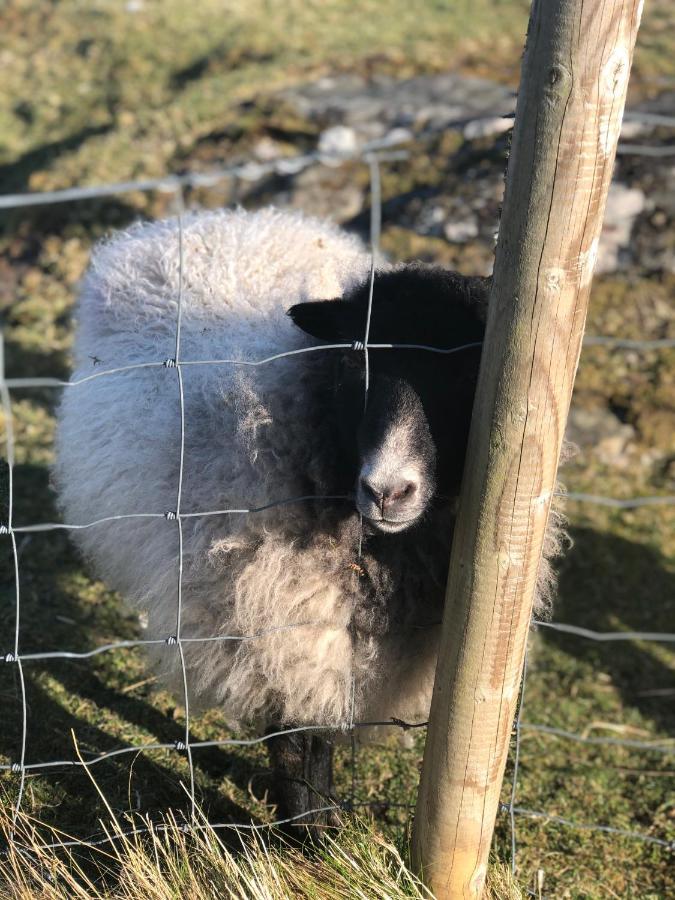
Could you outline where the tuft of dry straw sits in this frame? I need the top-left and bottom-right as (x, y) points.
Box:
(0, 742), (521, 900)
(0, 804), (524, 900)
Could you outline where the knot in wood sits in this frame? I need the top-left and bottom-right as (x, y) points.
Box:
(545, 63), (571, 99)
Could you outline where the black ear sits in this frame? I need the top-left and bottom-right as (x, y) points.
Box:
(287, 300), (360, 342)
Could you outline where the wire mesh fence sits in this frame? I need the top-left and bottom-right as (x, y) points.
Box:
(1, 114), (674, 880)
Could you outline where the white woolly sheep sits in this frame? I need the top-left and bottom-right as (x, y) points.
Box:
(54, 207), (566, 827)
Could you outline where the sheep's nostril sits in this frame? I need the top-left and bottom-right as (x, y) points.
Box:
(359, 478), (383, 505)
(383, 480), (417, 507)
(359, 476), (419, 515)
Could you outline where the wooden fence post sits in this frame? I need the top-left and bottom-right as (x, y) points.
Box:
(411, 1), (642, 896)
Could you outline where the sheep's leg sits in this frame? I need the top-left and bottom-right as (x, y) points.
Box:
(266, 726), (340, 839)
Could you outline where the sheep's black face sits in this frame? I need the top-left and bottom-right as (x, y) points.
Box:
(289, 264), (488, 534)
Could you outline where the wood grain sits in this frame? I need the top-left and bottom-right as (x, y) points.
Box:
(411, 1), (643, 896)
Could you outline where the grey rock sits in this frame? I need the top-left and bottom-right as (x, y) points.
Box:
(463, 116), (513, 140)
(278, 73), (516, 142)
(318, 125), (360, 159)
(566, 407), (635, 467)
(620, 119), (651, 140)
(253, 136), (285, 161)
(597, 182), (646, 273)
(289, 166), (364, 223)
(444, 217), (480, 243)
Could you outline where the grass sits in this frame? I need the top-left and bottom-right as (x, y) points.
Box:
(0, 808), (437, 900)
(0, 764), (520, 900)
(1, 0), (675, 897)
(1, 0), (673, 194)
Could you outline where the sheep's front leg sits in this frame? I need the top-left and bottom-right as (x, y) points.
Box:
(266, 726), (340, 839)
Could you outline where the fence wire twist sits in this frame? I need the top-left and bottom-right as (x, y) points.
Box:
(1, 127), (674, 864)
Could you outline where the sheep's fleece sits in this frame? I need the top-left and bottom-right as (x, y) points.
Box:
(54, 208), (563, 730)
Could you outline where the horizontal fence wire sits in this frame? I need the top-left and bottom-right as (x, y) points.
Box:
(533, 620), (675, 642)
(616, 144), (675, 157)
(0, 138), (409, 210)
(518, 724), (674, 754)
(1, 710), (671, 775)
(2, 341), (485, 391)
(4, 615), (673, 667)
(0, 107), (671, 212)
(1, 116), (674, 869)
(4, 487), (674, 534)
(504, 806), (674, 851)
(26, 801), (675, 855)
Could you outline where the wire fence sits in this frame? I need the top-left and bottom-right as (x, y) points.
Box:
(1, 113), (674, 877)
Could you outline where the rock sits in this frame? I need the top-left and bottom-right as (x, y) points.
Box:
(413, 103), (468, 131)
(620, 119), (651, 140)
(565, 406), (635, 467)
(289, 165), (364, 222)
(596, 182), (646, 273)
(278, 73), (516, 143)
(380, 126), (414, 147)
(253, 136), (284, 161)
(415, 205), (446, 236)
(444, 216), (480, 243)
(463, 116), (513, 140)
(318, 125), (360, 160)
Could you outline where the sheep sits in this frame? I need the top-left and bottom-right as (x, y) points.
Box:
(54, 206), (566, 831)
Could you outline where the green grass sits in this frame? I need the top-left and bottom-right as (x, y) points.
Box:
(1, 0), (674, 194)
(1, 1), (675, 897)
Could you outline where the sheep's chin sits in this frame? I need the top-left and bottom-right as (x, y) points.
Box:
(361, 514), (420, 535)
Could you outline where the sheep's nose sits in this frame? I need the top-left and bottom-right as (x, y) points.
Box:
(359, 476), (417, 511)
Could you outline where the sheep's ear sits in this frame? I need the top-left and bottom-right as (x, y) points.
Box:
(287, 300), (358, 342)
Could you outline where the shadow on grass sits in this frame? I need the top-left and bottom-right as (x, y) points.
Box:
(543, 524), (675, 735)
(0, 670), (264, 840)
(0, 124), (114, 196)
(1, 465), (271, 841)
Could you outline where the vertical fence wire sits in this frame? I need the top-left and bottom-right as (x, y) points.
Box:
(349, 152), (383, 812)
(170, 183), (197, 819)
(509, 647), (529, 874)
(0, 331), (28, 835)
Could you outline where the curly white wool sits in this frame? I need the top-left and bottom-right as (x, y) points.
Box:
(55, 208), (384, 726)
(54, 207), (564, 731)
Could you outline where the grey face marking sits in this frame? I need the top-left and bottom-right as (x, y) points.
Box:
(355, 380), (436, 533)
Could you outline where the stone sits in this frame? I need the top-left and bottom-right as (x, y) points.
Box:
(565, 406), (635, 466)
(380, 126), (414, 148)
(444, 217), (480, 243)
(290, 165), (364, 222)
(596, 182), (646, 273)
(278, 73), (516, 143)
(318, 125), (360, 160)
(463, 116), (513, 140)
(620, 119), (650, 140)
(253, 136), (284, 161)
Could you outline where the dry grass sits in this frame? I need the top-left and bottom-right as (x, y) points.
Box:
(0, 805), (522, 900)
